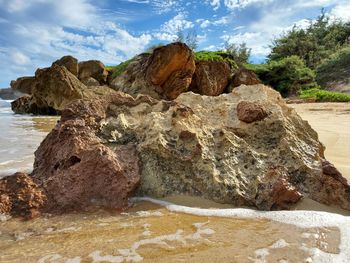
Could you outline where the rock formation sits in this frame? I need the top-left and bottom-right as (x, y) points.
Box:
(227, 68), (261, 92)
(2, 84), (349, 218)
(52, 55), (79, 76)
(111, 42), (195, 100)
(10, 76), (36, 94)
(189, 60), (231, 96)
(78, 60), (108, 84)
(11, 63), (115, 115)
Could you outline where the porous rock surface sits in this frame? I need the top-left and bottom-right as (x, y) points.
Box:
(111, 42), (195, 100)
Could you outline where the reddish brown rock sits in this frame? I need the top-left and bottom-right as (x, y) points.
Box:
(30, 93), (143, 213)
(78, 60), (108, 84)
(52, 55), (79, 76)
(228, 68), (261, 92)
(146, 42), (196, 99)
(0, 172), (46, 219)
(237, 101), (269, 123)
(189, 60), (231, 96)
(10, 76), (36, 94)
(256, 167), (302, 210)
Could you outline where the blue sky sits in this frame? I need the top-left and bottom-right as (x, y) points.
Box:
(0, 0), (350, 87)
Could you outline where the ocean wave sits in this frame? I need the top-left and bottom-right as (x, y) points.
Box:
(132, 197), (350, 263)
(0, 99), (12, 108)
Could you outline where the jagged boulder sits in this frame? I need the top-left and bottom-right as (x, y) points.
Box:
(189, 60), (231, 96)
(4, 84), (350, 219)
(52, 55), (79, 76)
(228, 68), (261, 92)
(111, 42), (195, 100)
(78, 60), (108, 84)
(10, 76), (36, 94)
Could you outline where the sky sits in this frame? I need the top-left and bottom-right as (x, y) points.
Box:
(1, 0), (350, 88)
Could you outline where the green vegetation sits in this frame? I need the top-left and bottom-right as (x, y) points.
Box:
(316, 44), (350, 88)
(247, 56), (318, 97)
(225, 42), (251, 66)
(299, 88), (350, 102)
(269, 10), (350, 69)
(195, 51), (238, 69)
(106, 59), (133, 79)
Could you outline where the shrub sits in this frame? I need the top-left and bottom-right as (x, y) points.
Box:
(247, 56), (319, 97)
(106, 59), (133, 79)
(299, 88), (350, 102)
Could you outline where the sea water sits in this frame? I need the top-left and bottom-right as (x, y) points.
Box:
(0, 98), (58, 177)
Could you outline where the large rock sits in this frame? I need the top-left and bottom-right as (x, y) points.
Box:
(111, 43), (195, 100)
(227, 68), (261, 92)
(11, 65), (86, 115)
(52, 55), (79, 76)
(10, 76), (36, 94)
(11, 65), (116, 115)
(146, 42), (196, 99)
(4, 84), (349, 218)
(189, 60), (231, 96)
(78, 60), (108, 84)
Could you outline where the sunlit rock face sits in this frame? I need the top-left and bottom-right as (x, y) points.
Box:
(111, 42), (196, 100)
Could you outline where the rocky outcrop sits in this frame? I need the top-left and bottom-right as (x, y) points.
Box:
(189, 60), (231, 96)
(228, 68), (261, 92)
(3, 84), (349, 219)
(10, 76), (36, 94)
(78, 60), (108, 84)
(11, 65), (85, 115)
(11, 63), (116, 115)
(111, 43), (195, 100)
(52, 55), (79, 76)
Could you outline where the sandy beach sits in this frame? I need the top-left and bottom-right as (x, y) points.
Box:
(291, 102), (350, 180)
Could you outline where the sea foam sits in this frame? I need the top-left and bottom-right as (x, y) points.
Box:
(132, 197), (350, 263)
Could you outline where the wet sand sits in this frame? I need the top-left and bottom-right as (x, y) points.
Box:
(290, 102), (350, 180)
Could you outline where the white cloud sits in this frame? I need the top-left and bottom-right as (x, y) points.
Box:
(330, 2), (350, 22)
(12, 51), (31, 65)
(160, 13), (194, 33)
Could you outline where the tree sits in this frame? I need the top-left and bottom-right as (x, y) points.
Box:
(224, 42), (251, 65)
(174, 28), (198, 50)
(268, 10), (350, 69)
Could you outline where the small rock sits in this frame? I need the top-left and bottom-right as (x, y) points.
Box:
(237, 101), (268, 123)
